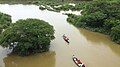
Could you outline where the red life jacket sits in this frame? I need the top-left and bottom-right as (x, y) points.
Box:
(82, 63), (85, 67)
(76, 59), (82, 64)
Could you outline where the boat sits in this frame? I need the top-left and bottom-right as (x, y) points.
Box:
(63, 34), (69, 43)
(72, 55), (85, 67)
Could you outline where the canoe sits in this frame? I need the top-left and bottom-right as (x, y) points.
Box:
(63, 36), (69, 43)
(72, 55), (85, 67)
(63, 38), (69, 43)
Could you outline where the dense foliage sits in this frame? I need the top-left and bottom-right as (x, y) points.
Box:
(54, 3), (85, 11)
(111, 25), (120, 43)
(0, 0), (38, 4)
(0, 19), (55, 56)
(32, 0), (91, 12)
(0, 12), (12, 33)
(67, 1), (120, 44)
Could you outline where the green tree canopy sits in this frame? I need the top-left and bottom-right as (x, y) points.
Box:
(67, 1), (120, 44)
(111, 25), (120, 43)
(0, 12), (12, 33)
(0, 18), (55, 56)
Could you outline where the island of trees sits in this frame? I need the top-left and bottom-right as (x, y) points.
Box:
(0, 12), (55, 56)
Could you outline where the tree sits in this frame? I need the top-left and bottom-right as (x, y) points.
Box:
(62, 0), (64, 2)
(0, 12), (12, 33)
(111, 25), (120, 44)
(0, 18), (55, 56)
(81, 11), (107, 27)
(66, 0), (120, 44)
(104, 18), (120, 32)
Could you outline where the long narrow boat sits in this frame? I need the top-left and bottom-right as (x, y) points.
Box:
(63, 35), (69, 43)
(72, 55), (85, 67)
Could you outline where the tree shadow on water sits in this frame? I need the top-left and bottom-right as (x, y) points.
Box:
(3, 51), (56, 67)
(78, 28), (120, 57)
(78, 28), (111, 44)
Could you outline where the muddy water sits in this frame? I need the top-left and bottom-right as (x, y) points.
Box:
(0, 4), (120, 67)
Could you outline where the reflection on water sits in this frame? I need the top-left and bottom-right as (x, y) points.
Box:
(80, 28), (120, 57)
(78, 28), (120, 67)
(79, 28), (113, 44)
(0, 48), (7, 67)
(3, 51), (55, 67)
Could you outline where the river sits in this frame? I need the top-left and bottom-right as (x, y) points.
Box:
(0, 4), (120, 67)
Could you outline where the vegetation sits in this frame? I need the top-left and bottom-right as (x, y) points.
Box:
(32, 0), (91, 11)
(0, 0), (38, 4)
(39, 5), (46, 10)
(67, 1), (120, 44)
(53, 1), (89, 11)
(111, 25), (120, 43)
(0, 19), (55, 56)
(32, 0), (120, 44)
(0, 12), (12, 33)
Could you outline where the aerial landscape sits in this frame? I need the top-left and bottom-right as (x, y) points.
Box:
(0, 0), (120, 67)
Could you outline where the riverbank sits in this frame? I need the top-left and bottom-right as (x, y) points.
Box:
(66, 1), (120, 44)
(33, 0), (89, 12)
(33, 0), (120, 44)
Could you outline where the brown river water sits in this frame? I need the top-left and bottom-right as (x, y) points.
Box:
(0, 4), (120, 67)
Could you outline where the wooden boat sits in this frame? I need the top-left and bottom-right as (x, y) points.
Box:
(72, 55), (85, 67)
(63, 35), (69, 43)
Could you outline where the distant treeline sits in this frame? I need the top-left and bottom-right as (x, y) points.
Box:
(0, 0), (92, 4)
(0, 0), (38, 4)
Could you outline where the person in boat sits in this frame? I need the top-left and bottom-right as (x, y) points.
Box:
(63, 34), (69, 43)
(78, 63), (85, 67)
(76, 59), (85, 67)
(76, 59), (82, 64)
(73, 56), (82, 64)
(73, 55), (85, 67)
(76, 60), (85, 67)
(63, 34), (69, 41)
